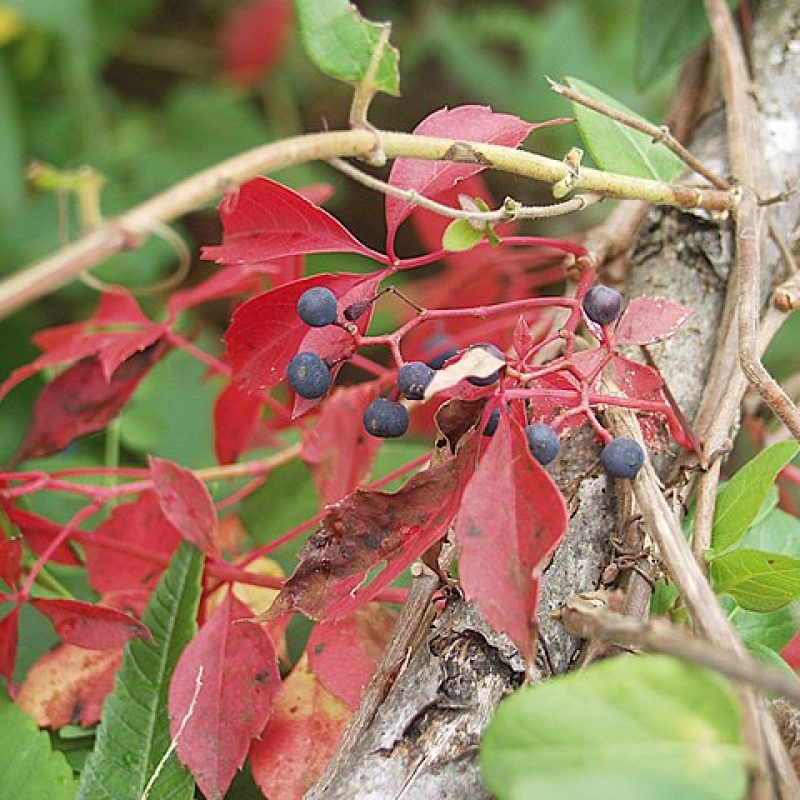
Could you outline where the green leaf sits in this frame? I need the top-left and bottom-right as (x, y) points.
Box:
(710, 441), (799, 554)
(563, 76), (683, 181)
(711, 548), (800, 612)
(293, 0), (400, 96)
(442, 218), (484, 252)
(745, 642), (799, 683)
(729, 603), (798, 652)
(481, 654), (746, 800)
(0, 57), (23, 216)
(0, 693), (75, 800)
(76, 541), (203, 800)
(738, 507), (800, 558)
(635, 0), (739, 89)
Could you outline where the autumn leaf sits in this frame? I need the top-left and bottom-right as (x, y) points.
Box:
(0, 607), (20, 683)
(613, 296), (692, 346)
(213, 381), (265, 464)
(0, 538), (22, 588)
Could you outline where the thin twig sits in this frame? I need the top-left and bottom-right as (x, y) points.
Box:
(547, 77), (731, 191)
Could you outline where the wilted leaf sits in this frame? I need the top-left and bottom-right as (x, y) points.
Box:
(170, 592), (281, 800)
(307, 603), (397, 709)
(481, 655), (746, 800)
(249, 655), (351, 800)
(614, 297), (692, 345)
(424, 345), (505, 398)
(455, 415), (567, 660)
(710, 549), (800, 612)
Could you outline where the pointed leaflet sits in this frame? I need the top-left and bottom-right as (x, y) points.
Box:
(84, 492), (182, 593)
(0, 538), (21, 587)
(77, 541), (203, 800)
(30, 599), (151, 650)
(167, 263), (273, 314)
(456, 415), (568, 660)
(3, 506), (82, 566)
(301, 383), (382, 504)
(385, 106), (537, 243)
(224, 271), (386, 399)
(249, 655), (351, 800)
(150, 456), (220, 558)
(307, 603), (397, 709)
(213, 381), (264, 464)
(614, 296), (692, 346)
(265, 434), (477, 621)
(0, 693), (75, 800)
(202, 177), (382, 266)
(14, 344), (163, 462)
(169, 592), (280, 800)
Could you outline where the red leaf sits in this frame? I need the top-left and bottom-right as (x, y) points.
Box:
(0, 538), (22, 588)
(611, 355), (664, 402)
(614, 296), (693, 346)
(150, 457), (220, 558)
(249, 655), (350, 800)
(455, 415), (568, 661)
(202, 177), (382, 266)
(782, 632), (800, 671)
(386, 106), (540, 244)
(170, 593), (281, 800)
(3, 506), (82, 566)
(17, 643), (123, 728)
(31, 598), (151, 650)
(0, 607), (19, 683)
(84, 492), (182, 593)
(167, 264), (274, 314)
(221, 0), (293, 86)
(214, 382), (264, 464)
(307, 604), (397, 710)
(14, 345), (162, 462)
(301, 383), (382, 504)
(224, 271), (386, 400)
(264, 436), (476, 621)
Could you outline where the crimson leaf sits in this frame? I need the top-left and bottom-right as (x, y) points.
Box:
(614, 296), (692, 346)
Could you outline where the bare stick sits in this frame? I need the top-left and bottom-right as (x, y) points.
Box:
(557, 592), (800, 705)
(547, 77), (731, 191)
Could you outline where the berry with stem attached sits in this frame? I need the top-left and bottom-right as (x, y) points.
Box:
(601, 437), (645, 478)
(363, 398), (410, 438)
(397, 361), (435, 400)
(297, 287), (338, 327)
(482, 408), (501, 437)
(467, 343), (505, 386)
(287, 352), (331, 399)
(582, 285), (624, 326)
(343, 301), (370, 322)
(525, 422), (560, 465)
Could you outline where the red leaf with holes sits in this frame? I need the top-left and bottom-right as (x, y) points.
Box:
(301, 384), (382, 504)
(170, 592), (280, 800)
(264, 436), (477, 622)
(150, 456), (220, 558)
(455, 415), (568, 661)
(3, 506), (82, 566)
(202, 177), (383, 266)
(386, 106), (565, 244)
(0, 607), (19, 682)
(614, 296), (693, 346)
(31, 598), (151, 650)
(13, 345), (163, 462)
(221, 0), (293, 86)
(84, 492), (182, 593)
(307, 604), (397, 709)
(249, 655), (350, 800)
(224, 271), (386, 401)
(214, 382), (264, 464)
(0, 538), (22, 588)
(1, 291), (164, 401)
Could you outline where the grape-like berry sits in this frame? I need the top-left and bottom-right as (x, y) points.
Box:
(601, 437), (645, 478)
(287, 352), (331, 399)
(363, 398), (410, 438)
(297, 286), (338, 327)
(423, 334), (459, 370)
(525, 422), (560, 465)
(397, 361), (435, 400)
(482, 408), (501, 437)
(343, 301), (370, 322)
(582, 285), (624, 326)
(466, 343), (505, 386)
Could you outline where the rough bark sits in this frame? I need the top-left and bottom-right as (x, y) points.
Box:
(308, 3), (800, 797)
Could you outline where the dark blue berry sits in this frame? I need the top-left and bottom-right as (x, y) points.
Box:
(363, 398), (410, 438)
(466, 343), (505, 386)
(525, 423), (560, 465)
(482, 408), (501, 437)
(427, 347), (459, 370)
(601, 437), (645, 478)
(397, 361), (435, 400)
(287, 352), (331, 399)
(297, 287), (338, 327)
(582, 285), (624, 326)
(344, 301), (370, 322)
(423, 334), (460, 370)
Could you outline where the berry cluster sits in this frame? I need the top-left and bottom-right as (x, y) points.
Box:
(286, 281), (657, 480)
